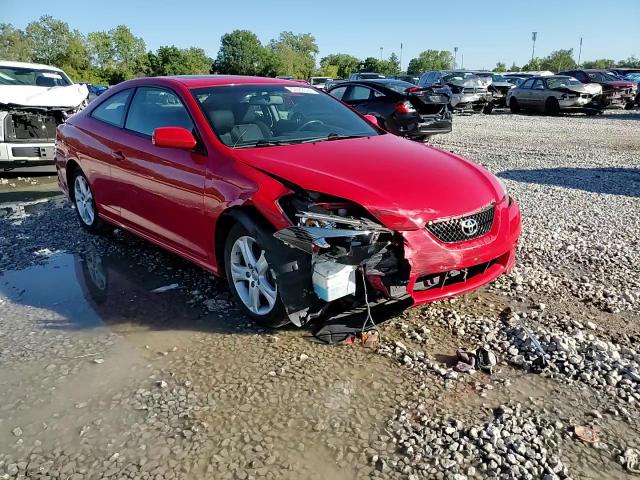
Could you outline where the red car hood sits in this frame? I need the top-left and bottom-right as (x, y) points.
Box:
(231, 135), (503, 229)
(602, 80), (636, 89)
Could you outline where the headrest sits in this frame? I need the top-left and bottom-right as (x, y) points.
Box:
(209, 110), (234, 134)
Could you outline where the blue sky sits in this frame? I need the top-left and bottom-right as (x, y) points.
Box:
(4, 0), (639, 70)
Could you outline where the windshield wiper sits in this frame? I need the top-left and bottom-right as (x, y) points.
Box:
(300, 133), (370, 143)
(234, 139), (294, 148)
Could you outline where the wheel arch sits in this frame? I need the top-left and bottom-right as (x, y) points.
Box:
(65, 159), (82, 202)
(213, 205), (274, 275)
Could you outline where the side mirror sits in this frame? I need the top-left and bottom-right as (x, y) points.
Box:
(152, 126), (197, 150)
(363, 114), (379, 127)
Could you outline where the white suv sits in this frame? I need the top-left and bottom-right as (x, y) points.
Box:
(0, 61), (88, 171)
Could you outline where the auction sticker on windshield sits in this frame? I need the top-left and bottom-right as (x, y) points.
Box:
(284, 86), (318, 94)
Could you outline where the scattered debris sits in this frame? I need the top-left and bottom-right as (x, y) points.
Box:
(151, 283), (180, 293)
(574, 425), (600, 443)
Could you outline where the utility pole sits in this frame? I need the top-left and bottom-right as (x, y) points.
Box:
(453, 46), (459, 69)
(380, 47), (383, 61)
(399, 43), (403, 73)
(531, 32), (537, 62)
(461, 53), (464, 69)
(578, 37), (583, 66)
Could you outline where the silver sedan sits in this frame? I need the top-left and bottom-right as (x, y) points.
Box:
(506, 76), (603, 115)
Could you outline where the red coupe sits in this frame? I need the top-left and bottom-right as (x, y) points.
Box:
(56, 76), (521, 328)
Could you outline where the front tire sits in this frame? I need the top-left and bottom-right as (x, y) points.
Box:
(482, 102), (494, 115)
(72, 170), (113, 235)
(545, 97), (560, 116)
(224, 223), (288, 328)
(509, 97), (520, 113)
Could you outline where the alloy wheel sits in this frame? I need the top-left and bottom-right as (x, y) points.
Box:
(229, 235), (278, 315)
(74, 175), (95, 226)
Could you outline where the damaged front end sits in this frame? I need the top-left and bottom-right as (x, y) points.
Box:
(270, 192), (409, 326)
(0, 104), (84, 169)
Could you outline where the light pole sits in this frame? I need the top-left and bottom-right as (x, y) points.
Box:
(399, 43), (403, 72)
(578, 37), (583, 66)
(380, 47), (383, 61)
(531, 32), (537, 62)
(453, 46), (458, 69)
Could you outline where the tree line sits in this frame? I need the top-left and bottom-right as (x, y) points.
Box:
(1, 16), (638, 85)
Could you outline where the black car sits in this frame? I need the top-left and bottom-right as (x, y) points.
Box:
(327, 79), (452, 141)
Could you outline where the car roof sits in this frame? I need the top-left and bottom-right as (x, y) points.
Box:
(116, 75), (309, 89)
(0, 60), (65, 72)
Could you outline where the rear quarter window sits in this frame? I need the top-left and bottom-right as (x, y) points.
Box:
(91, 89), (132, 127)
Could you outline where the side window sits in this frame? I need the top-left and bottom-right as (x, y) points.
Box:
(344, 86), (372, 101)
(329, 86), (347, 100)
(532, 79), (545, 90)
(91, 89), (132, 127)
(575, 72), (588, 83)
(520, 78), (535, 89)
(125, 87), (194, 137)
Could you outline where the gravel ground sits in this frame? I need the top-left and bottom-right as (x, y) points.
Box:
(0, 109), (639, 479)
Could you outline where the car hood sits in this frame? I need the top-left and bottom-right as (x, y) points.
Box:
(447, 77), (489, 89)
(0, 84), (88, 109)
(232, 135), (502, 229)
(599, 80), (636, 89)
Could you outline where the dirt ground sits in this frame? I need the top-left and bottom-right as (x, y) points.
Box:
(1, 110), (639, 480)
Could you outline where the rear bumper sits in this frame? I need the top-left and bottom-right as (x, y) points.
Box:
(400, 197), (521, 305)
(397, 111), (453, 138)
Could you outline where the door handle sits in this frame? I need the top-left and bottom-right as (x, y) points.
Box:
(112, 150), (125, 162)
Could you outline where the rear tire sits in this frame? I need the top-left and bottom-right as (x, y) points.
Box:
(71, 170), (113, 235)
(224, 223), (289, 328)
(545, 97), (560, 116)
(509, 97), (520, 113)
(482, 102), (494, 115)
(624, 101), (635, 110)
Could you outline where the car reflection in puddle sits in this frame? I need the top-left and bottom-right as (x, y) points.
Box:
(0, 250), (227, 333)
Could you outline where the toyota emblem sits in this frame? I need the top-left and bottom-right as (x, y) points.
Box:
(460, 218), (479, 236)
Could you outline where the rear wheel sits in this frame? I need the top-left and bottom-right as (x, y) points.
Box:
(509, 97), (520, 113)
(72, 170), (113, 235)
(624, 101), (635, 110)
(545, 97), (560, 115)
(224, 223), (288, 328)
(482, 102), (494, 115)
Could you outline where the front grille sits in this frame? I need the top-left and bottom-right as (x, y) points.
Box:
(463, 87), (487, 94)
(426, 205), (495, 243)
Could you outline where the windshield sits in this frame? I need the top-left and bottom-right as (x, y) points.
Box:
(492, 74), (507, 82)
(587, 71), (619, 82)
(193, 84), (379, 148)
(623, 73), (640, 82)
(357, 73), (385, 79)
(546, 77), (582, 89)
(442, 72), (478, 82)
(310, 78), (331, 85)
(372, 80), (416, 93)
(0, 66), (71, 86)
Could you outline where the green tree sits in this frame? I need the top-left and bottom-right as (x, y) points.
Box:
(384, 52), (401, 75)
(581, 58), (615, 69)
(269, 31), (318, 79)
(509, 62), (521, 72)
(617, 56), (640, 68)
(360, 56), (382, 72)
(406, 50), (454, 74)
(540, 49), (576, 72)
(214, 30), (269, 75)
(320, 53), (361, 78)
(25, 15), (74, 66)
(88, 31), (115, 70)
(149, 46), (212, 76)
(521, 57), (542, 71)
(111, 25), (148, 77)
(493, 62), (506, 73)
(0, 23), (32, 61)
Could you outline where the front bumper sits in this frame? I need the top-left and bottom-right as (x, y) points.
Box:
(399, 197), (521, 305)
(451, 93), (493, 110)
(0, 141), (56, 170)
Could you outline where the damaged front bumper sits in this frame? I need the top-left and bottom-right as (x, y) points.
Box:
(270, 194), (521, 326)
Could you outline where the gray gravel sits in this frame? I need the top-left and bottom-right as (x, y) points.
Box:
(1, 109), (639, 479)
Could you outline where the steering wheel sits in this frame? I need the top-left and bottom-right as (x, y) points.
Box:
(297, 119), (325, 131)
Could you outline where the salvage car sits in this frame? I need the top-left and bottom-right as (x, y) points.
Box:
(471, 72), (515, 108)
(506, 76), (602, 115)
(558, 69), (637, 109)
(56, 75), (521, 328)
(309, 77), (332, 90)
(418, 70), (494, 114)
(0, 61), (88, 171)
(327, 79), (452, 140)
